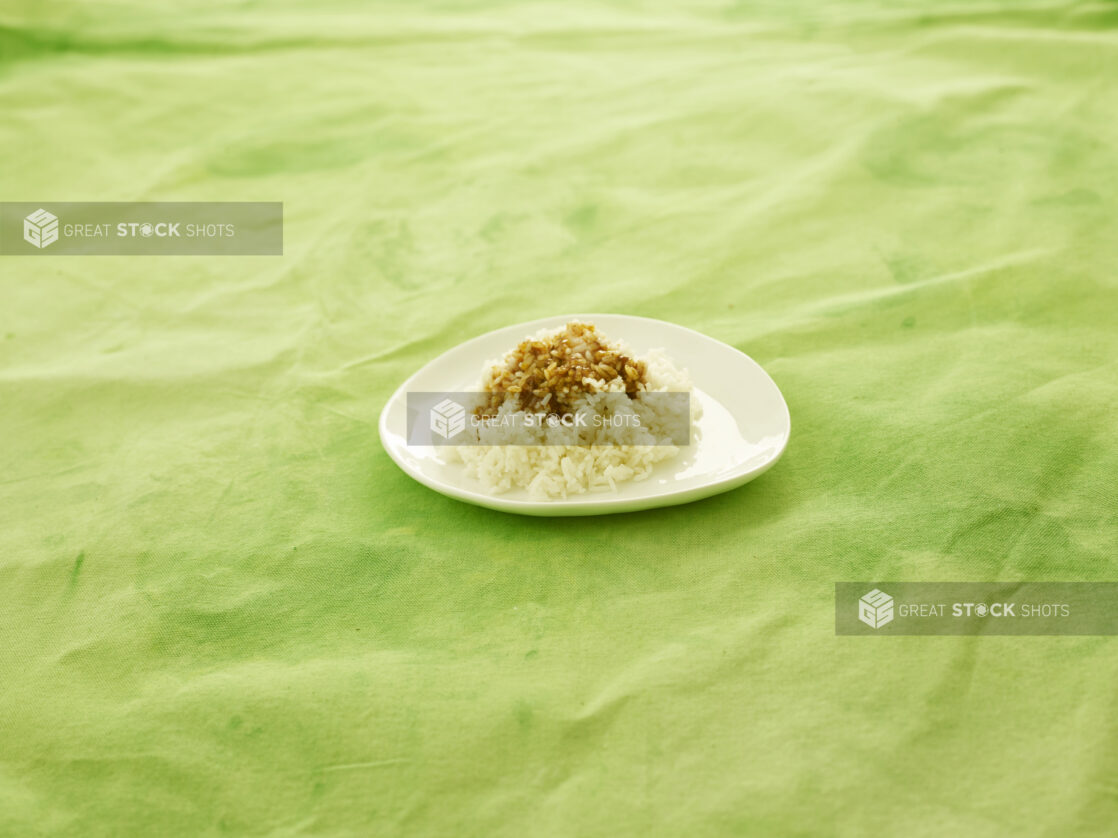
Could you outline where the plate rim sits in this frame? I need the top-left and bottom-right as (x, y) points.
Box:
(378, 313), (791, 515)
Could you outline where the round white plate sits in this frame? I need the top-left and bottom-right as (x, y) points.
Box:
(378, 314), (790, 516)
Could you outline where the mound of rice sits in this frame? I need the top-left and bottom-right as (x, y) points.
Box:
(447, 322), (700, 499)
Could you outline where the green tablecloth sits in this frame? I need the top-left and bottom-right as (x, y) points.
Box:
(2, 2), (1116, 835)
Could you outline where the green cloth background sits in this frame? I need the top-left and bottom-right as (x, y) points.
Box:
(2, 1), (1116, 835)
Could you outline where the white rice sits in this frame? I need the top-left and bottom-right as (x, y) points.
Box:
(448, 328), (700, 499)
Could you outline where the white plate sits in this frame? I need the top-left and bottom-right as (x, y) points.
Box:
(378, 314), (790, 516)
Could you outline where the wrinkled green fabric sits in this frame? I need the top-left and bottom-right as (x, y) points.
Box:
(2, 2), (1117, 836)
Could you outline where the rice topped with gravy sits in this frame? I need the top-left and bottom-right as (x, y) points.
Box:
(448, 321), (699, 499)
